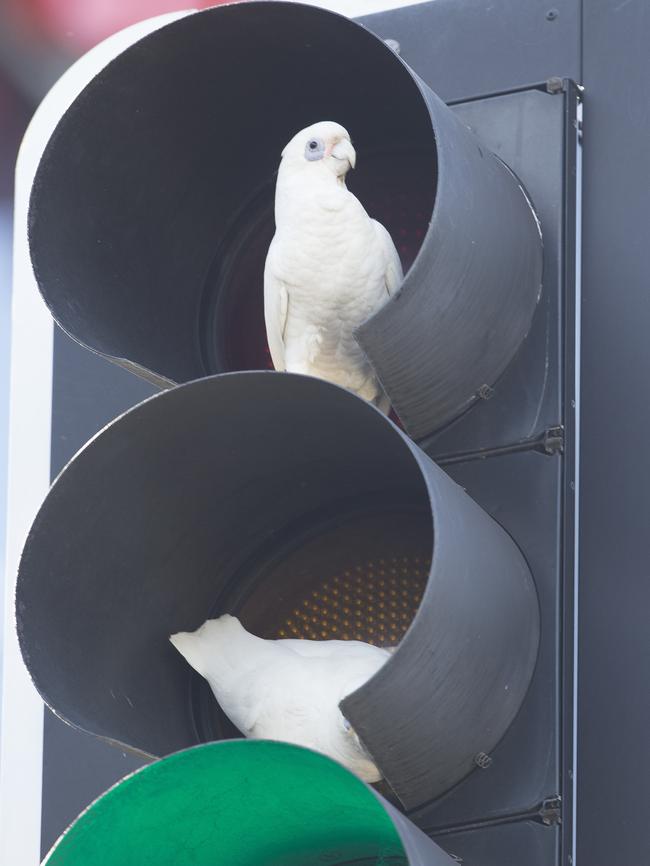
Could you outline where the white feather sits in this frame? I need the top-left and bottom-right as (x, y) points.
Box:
(170, 614), (390, 782)
(263, 252), (288, 371)
(264, 121), (403, 410)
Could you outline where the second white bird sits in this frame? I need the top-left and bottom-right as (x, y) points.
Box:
(264, 120), (403, 412)
(170, 614), (390, 782)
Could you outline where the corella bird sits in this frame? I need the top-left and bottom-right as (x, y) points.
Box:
(170, 613), (390, 782)
(264, 121), (403, 412)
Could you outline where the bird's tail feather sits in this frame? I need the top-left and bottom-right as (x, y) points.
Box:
(169, 630), (210, 678)
(170, 614), (266, 680)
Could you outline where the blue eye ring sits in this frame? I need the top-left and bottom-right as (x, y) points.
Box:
(305, 138), (325, 161)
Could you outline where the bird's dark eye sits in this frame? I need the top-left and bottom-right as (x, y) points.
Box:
(304, 137), (325, 161)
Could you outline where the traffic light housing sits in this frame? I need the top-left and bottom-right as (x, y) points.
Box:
(11, 2), (580, 864)
(17, 373), (539, 811)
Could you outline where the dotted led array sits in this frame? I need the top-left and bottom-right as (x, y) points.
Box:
(272, 555), (430, 646)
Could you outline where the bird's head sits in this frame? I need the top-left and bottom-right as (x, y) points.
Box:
(280, 121), (356, 182)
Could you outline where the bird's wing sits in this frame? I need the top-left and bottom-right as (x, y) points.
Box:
(218, 672), (273, 735)
(278, 637), (391, 664)
(264, 240), (289, 371)
(244, 658), (328, 741)
(216, 648), (299, 736)
(371, 219), (403, 298)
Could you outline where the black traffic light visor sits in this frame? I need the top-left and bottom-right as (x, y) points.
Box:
(28, 1), (542, 439)
(17, 372), (539, 809)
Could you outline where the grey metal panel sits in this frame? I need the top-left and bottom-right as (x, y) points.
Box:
(433, 820), (559, 866)
(342, 441), (540, 807)
(41, 328), (154, 857)
(51, 327), (156, 475)
(578, 2), (650, 864)
(383, 801), (459, 866)
(411, 450), (561, 829)
(356, 78), (543, 438)
(422, 86), (569, 455)
(360, 0), (580, 103)
(41, 712), (145, 859)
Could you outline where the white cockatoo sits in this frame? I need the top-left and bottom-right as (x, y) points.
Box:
(264, 121), (403, 412)
(170, 614), (390, 782)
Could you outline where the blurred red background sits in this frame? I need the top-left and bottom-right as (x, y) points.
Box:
(4, 0), (233, 56)
(0, 1), (239, 272)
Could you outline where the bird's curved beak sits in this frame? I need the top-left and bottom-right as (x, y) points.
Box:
(332, 138), (356, 170)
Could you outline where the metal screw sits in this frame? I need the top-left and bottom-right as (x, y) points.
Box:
(546, 8), (558, 20)
(474, 751), (492, 769)
(384, 38), (401, 54)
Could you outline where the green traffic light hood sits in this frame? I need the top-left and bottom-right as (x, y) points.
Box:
(43, 740), (453, 866)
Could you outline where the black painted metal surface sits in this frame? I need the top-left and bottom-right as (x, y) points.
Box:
(422, 85), (574, 456)
(434, 820), (559, 866)
(578, 2), (650, 864)
(355, 78), (542, 437)
(28, 1), (543, 439)
(357, 0), (580, 104)
(411, 450), (561, 830)
(17, 373), (539, 811)
(41, 329), (155, 858)
(340, 442), (541, 808)
(383, 800), (458, 866)
(33, 0), (589, 860)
